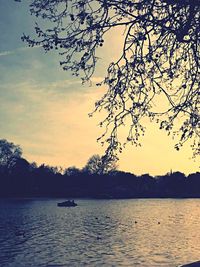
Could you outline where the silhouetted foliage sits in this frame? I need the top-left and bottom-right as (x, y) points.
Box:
(0, 139), (22, 169)
(0, 139), (200, 198)
(18, 0), (200, 159)
(83, 154), (118, 175)
(156, 171), (187, 197)
(64, 166), (81, 176)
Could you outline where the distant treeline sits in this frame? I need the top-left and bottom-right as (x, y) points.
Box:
(0, 139), (200, 198)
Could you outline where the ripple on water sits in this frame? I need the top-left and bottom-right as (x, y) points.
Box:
(0, 199), (200, 267)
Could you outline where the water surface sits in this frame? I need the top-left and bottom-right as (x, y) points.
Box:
(0, 198), (200, 267)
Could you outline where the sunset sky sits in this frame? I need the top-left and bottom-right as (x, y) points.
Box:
(0, 1), (199, 175)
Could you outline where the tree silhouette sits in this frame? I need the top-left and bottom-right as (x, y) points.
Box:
(0, 139), (22, 169)
(64, 166), (81, 176)
(0, 139), (200, 198)
(83, 154), (117, 175)
(20, 0), (200, 158)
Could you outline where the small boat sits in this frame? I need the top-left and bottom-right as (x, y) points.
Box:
(57, 200), (77, 207)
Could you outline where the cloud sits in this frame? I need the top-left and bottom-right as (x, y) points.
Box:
(0, 77), (105, 167)
(0, 51), (14, 57)
(0, 45), (42, 57)
(1, 76), (199, 175)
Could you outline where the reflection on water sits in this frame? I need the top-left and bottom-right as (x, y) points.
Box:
(0, 199), (200, 267)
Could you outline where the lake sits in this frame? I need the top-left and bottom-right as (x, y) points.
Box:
(0, 198), (200, 267)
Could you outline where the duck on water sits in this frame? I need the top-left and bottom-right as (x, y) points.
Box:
(57, 200), (77, 207)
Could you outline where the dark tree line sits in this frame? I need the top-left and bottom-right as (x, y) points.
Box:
(0, 139), (200, 198)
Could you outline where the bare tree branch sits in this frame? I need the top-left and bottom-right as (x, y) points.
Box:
(19, 0), (200, 159)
